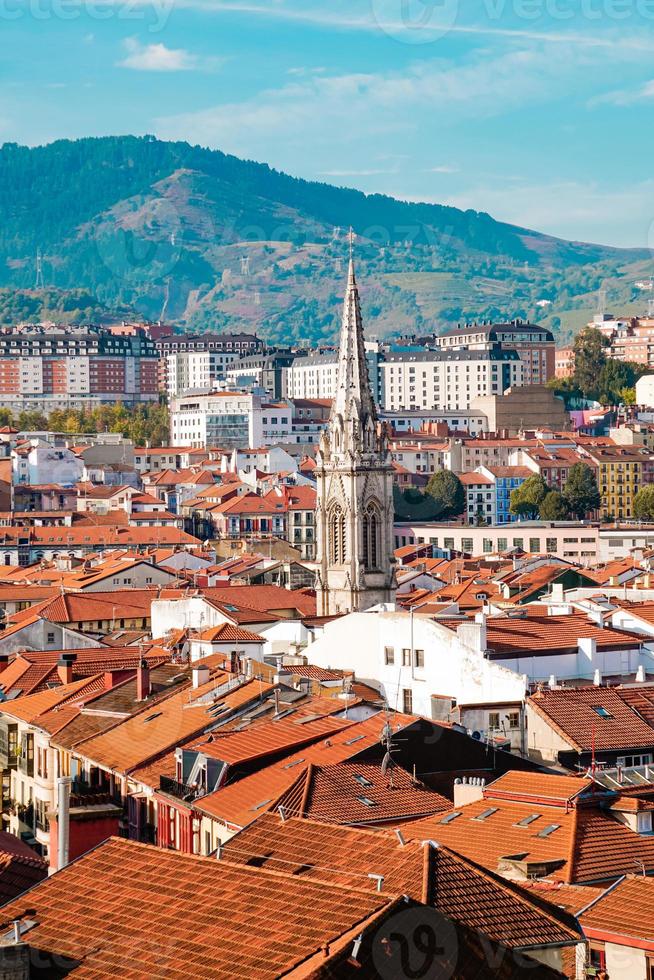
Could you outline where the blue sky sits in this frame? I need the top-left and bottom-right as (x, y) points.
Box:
(4, 0), (654, 247)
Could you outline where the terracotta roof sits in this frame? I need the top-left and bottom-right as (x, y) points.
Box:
(196, 712), (418, 830)
(403, 773), (654, 884)
(0, 832), (47, 904)
(75, 673), (268, 774)
(579, 875), (654, 945)
(528, 686), (654, 753)
(275, 761), (451, 825)
(202, 584), (316, 618)
(0, 675), (103, 724)
(483, 614), (643, 657)
(194, 623), (264, 644)
(483, 771), (595, 805)
(0, 837), (395, 979)
(223, 814), (581, 950)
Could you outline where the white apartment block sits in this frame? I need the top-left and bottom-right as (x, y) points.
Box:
(166, 350), (239, 399)
(170, 392), (263, 449)
(379, 349), (523, 412)
(285, 353), (338, 400)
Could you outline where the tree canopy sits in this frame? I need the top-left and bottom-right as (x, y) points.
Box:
(509, 475), (548, 520)
(4, 402), (169, 447)
(563, 462), (601, 519)
(425, 470), (465, 518)
(539, 490), (570, 521)
(633, 485), (654, 522)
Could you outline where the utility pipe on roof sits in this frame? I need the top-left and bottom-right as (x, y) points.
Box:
(57, 775), (72, 872)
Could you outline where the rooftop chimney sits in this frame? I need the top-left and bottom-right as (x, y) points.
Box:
(636, 664), (646, 683)
(57, 652), (76, 685)
(593, 668), (602, 686)
(192, 664), (210, 689)
(136, 658), (151, 701)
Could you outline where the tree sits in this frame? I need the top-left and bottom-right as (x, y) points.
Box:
(539, 490), (569, 521)
(509, 475), (548, 520)
(425, 470), (465, 518)
(597, 358), (642, 405)
(573, 326), (608, 399)
(633, 485), (654, 521)
(563, 462), (601, 519)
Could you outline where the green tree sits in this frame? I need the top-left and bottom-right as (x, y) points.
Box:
(563, 462), (601, 519)
(510, 475), (548, 520)
(573, 326), (608, 399)
(597, 359), (642, 405)
(539, 490), (569, 521)
(633, 485), (654, 521)
(425, 470), (465, 518)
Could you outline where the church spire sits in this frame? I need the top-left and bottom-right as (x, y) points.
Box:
(331, 251), (377, 430)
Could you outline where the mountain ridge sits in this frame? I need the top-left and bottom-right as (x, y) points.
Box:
(0, 135), (649, 343)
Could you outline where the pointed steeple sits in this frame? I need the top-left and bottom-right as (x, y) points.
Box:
(331, 256), (377, 428)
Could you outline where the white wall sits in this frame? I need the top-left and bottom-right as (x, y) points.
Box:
(306, 610), (526, 714)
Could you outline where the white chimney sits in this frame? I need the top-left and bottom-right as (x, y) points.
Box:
(548, 674), (557, 689)
(593, 669), (602, 686)
(636, 664), (646, 683)
(192, 664), (210, 689)
(57, 776), (72, 872)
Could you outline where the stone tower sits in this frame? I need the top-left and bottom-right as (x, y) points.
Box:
(315, 257), (396, 616)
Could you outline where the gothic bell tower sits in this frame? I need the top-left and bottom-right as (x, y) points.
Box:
(315, 253), (396, 616)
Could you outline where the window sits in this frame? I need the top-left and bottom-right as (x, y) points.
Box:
(537, 823), (561, 838)
(329, 504), (346, 565)
(472, 807), (498, 822)
(488, 712), (500, 730)
(384, 646), (394, 666)
(440, 811), (462, 824)
(592, 706), (614, 720)
(507, 712), (520, 729)
(46, 632), (55, 644)
(402, 688), (413, 713)
(402, 649), (411, 667)
(515, 813), (540, 827)
(414, 649), (424, 668)
(637, 812), (653, 834)
(546, 537), (557, 553)
(617, 753), (652, 768)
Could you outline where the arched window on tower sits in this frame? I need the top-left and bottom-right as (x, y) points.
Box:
(329, 505), (346, 565)
(363, 503), (381, 569)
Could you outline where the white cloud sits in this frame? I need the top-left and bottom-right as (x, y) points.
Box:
(425, 164), (460, 174)
(118, 37), (217, 72)
(157, 47), (572, 157)
(440, 179), (654, 248)
(160, 1), (654, 53)
(591, 79), (654, 106)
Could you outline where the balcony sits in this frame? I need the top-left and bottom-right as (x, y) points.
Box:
(159, 775), (202, 802)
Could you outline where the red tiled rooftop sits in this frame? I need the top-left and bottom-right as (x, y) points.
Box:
(528, 686), (654, 753)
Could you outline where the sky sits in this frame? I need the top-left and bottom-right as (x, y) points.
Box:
(4, 0), (654, 247)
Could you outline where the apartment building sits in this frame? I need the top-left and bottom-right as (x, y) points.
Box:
(166, 350), (241, 398)
(583, 445), (651, 520)
(434, 319), (555, 384)
(226, 352), (295, 400)
(0, 325), (159, 411)
(170, 391), (264, 449)
(285, 348), (382, 403)
(379, 348), (523, 412)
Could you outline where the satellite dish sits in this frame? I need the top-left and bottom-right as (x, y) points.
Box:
(381, 751), (394, 775)
(471, 730), (481, 741)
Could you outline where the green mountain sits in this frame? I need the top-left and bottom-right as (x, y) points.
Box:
(0, 135), (650, 344)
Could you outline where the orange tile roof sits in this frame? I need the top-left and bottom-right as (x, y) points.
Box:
(0, 831), (47, 904)
(275, 761), (450, 825)
(483, 771), (596, 805)
(195, 623), (264, 643)
(483, 614), (643, 657)
(528, 686), (654, 753)
(223, 814), (581, 949)
(75, 673), (268, 775)
(403, 773), (654, 885)
(579, 875), (654, 945)
(196, 712), (418, 830)
(0, 837), (395, 979)
(0, 675), (103, 724)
